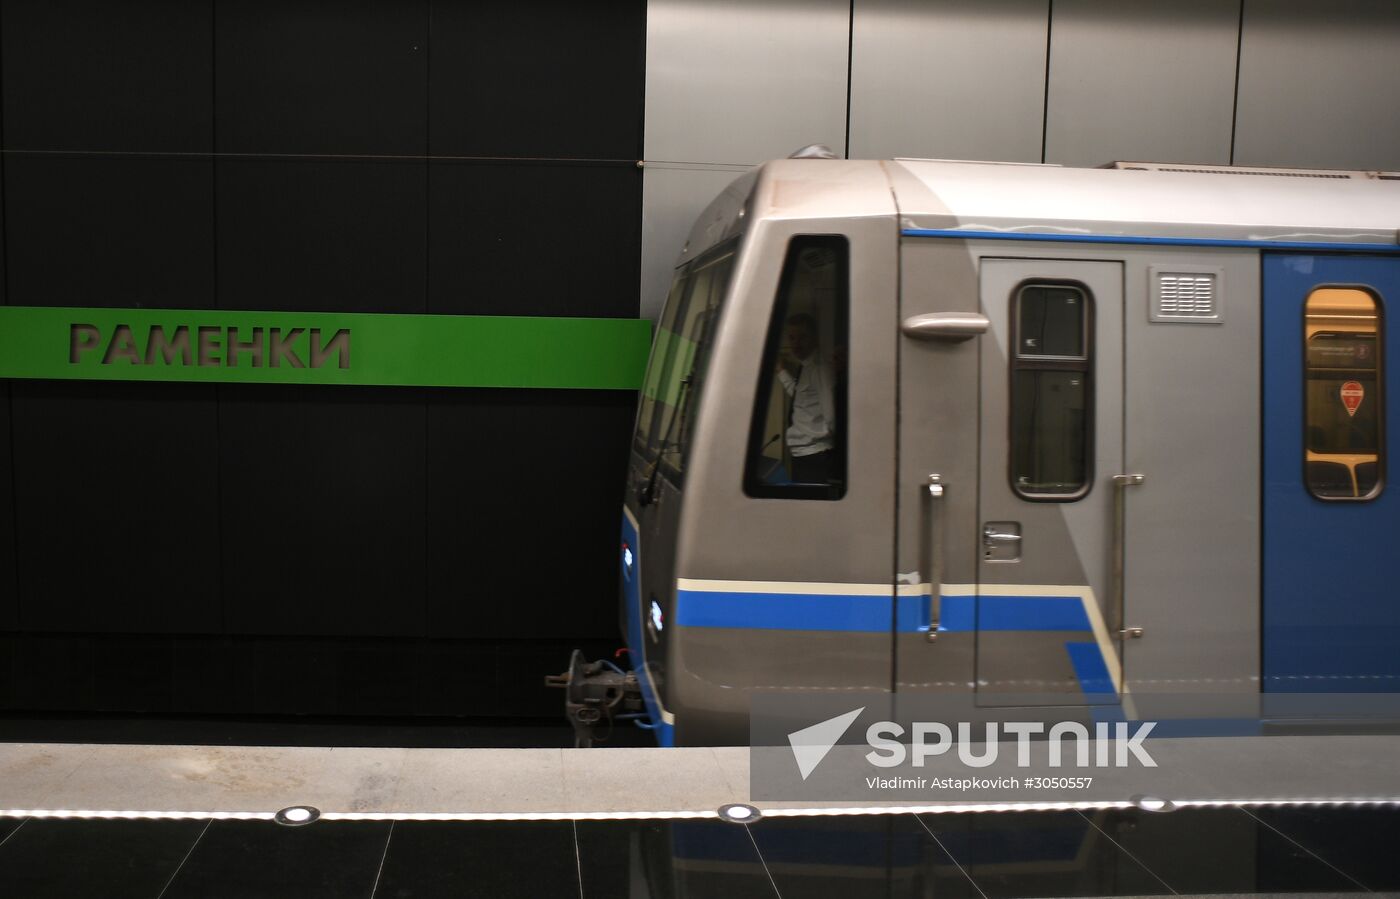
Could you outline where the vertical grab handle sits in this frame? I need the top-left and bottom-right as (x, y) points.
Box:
(924, 474), (945, 643)
(1111, 474), (1145, 641)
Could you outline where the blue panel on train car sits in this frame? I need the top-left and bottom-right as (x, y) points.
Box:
(620, 508), (675, 744)
(1263, 254), (1400, 692)
(621, 510), (643, 659)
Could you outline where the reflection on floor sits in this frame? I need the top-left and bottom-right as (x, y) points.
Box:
(0, 805), (1392, 898)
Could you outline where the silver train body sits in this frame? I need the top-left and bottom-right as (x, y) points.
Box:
(619, 157), (1400, 746)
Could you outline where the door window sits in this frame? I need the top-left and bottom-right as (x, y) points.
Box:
(1305, 287), (1383, 500)
(1010, 282), (1093, 500)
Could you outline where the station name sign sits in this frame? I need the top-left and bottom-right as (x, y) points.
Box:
(0, 306), (651, 390)
(71, 323), (350, 370)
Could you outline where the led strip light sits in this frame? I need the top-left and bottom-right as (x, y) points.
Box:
(2, 797), (1397, 823)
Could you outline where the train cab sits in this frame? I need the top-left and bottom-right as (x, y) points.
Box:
(612, 153), (1400, 746)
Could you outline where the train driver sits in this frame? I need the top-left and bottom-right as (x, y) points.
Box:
(776, 312), (837, 483)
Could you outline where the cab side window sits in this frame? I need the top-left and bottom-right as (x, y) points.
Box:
(1305, 287), (1384, 500)
(744, 236), (849, 500)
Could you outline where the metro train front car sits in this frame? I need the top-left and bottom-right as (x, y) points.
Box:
(558, 153), (1400, 747)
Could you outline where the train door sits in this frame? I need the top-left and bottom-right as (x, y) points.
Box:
(975, 259), (1124, 706)
(1262, 254), (1400, 691)
(893, 247), (1123, 709)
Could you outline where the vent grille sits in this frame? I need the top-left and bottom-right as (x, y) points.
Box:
(1158, 274), (1216, 315)
(1151, 268), (1223, 324)
(1110, 161), (1380, 180)
(1153, 167), (1349, 179)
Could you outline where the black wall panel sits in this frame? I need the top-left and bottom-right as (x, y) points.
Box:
(334, 641), (419, 716)
(215, 0), (428, 156)
(170, 636), (240, 714)
(216, 159), (426, 313)
(243, 637), (339, 715)
(0, 156), (5, 308)
(218, 386), (427, 638)
(0, 635), (12, 707)
(0, 37), (13, 643)
(93, 634), (174, 711)
(10, 634), (95, 710)
(416, 638), (499, 717)
(0, 0), (647, 719)
(1, 0), (213, 153)
(428, 162), (640, 317)
(430, 0), (644, 159)
(10, 381), (222, 633)
(0, 389), (15, 632)
(4, 156), (215, 307)
(426, 389), (632, 640)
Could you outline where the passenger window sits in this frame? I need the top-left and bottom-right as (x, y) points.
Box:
(744, 236), (849, 500)
(1305, 287), (1383, 500)
(1010, 283), (1092, 500)
(635, 242), (736, 480)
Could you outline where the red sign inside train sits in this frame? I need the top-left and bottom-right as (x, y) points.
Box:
(1340, 380), (1365, 417)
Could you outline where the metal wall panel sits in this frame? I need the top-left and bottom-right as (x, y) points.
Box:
(849, 0), (1048, 163)
(644, 0), (848, 166)
(639, 163), (751, 320)
(1044, 0), (1239, 168)
(1234, 0), (1400, 170)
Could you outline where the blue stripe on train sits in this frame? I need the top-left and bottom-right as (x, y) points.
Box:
(902, 228), (1400, 254)
(674, 590), (1092, 633)
(1065, 641), (1116, 695)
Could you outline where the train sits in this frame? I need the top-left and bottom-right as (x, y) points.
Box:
(555, 149), (1399, 747)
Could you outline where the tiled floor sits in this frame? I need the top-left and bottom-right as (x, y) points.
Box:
(0, 805), (1392, 898)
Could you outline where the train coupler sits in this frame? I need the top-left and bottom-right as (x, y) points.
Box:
(544, 649), (646, 747)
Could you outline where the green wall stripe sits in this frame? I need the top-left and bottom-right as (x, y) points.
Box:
(0, 306), (653, 390)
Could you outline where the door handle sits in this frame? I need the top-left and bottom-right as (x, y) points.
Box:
(900, 312), (991, 342)
(1111, 474), (1146, 642)
(982, 529), (1022, 544)
(923, 474), (945, 643)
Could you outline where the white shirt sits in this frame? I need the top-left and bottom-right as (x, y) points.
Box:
(777, 355), (835, 457)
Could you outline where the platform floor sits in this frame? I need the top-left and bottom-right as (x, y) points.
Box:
(1, 735), (1398, 818)
(0, 736), (1397, 896)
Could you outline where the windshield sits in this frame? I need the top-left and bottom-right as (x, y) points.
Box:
(633, 242), (737, 483)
